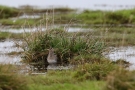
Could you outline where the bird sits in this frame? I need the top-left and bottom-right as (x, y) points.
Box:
(47, 48), (57, 66)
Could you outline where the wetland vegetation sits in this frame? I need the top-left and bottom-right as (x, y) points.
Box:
(0, 5), (135, 90)
(1, 5), (135, 26)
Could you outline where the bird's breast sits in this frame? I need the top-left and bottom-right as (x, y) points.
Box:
(47, 59), (57, 64)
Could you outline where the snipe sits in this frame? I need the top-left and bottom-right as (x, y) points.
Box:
(47, 48), (57, 65)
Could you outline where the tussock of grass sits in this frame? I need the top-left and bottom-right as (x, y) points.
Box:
(73, 61), (116, 81)
(22, 27), (105, 70)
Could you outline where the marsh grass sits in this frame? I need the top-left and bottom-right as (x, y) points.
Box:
(105, 68), (135, 90)
(76, 9), (135, 24)
(0, 18), (38, 26)
(73, 60), (117, 81)
(0, 32), (25, 39)
(1, 6), (135, 90)
(91, 26), (135, 46)
(0, 64), (105, 90)
(0, 64), (133, 90)
(26, 70), (105, 90)
(22, 26), (106, 71)
(19, 5), (76, 14)
(0, 5), (19, 19)
(20, 8), (135, 73)
(0, 64), (28, 90)
(1, 6), (135, 26)
(27, 81), (104, 90)
(27, 75), (104, 90)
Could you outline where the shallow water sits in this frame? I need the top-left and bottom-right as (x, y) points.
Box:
(15, 14), (41, 19)
(105, 46), (135, 70)
(0, 40), (23, 64)
(0, 27), (91, 33)
(0, 40), (23, 54)
(0, 54), (21, 64)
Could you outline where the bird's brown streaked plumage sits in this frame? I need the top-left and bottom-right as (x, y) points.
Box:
(47, 48), (57, 65)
